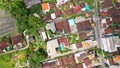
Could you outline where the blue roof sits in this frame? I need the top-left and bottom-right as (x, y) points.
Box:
(60, 44), (64, 50)
(68, 19), (75, 26)
(85, 6), (90, 11)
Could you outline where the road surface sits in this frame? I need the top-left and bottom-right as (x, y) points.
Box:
(93, 0), (105, 68)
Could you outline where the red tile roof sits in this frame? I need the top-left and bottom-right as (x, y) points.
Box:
(74, 6), (81, 13)
(109, 58), (115, 65)
(84, 58), (91, 66)
(105, 28), (113, 34)
(59, 37), (69, 46)
(0, 41), (9, 50)
(11, 34), (23, 45)
(55, 19), (71, 33)
(76, 20), (92, 32)
(59, 55), (75, 67)
(101, 11), (109, 18)
(102, 0), (112, 9)
(55, 10), (63, 18)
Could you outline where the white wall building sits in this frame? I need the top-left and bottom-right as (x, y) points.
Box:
(102, 36), (120, 52)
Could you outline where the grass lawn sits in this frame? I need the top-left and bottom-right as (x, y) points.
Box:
(42, 0), (57, 3)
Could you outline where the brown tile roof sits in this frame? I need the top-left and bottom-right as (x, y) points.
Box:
(43, 14), (51, 21)
(112, 16), (120, 23)
(68, 63), (83, 68)
(79, 2), (85, 8)
(116, 2), (120, 8)
(59, 37), (69, 46)
(11, 34), (23, 45)
(84, 58), (91, 66)
(109, 58), (115, 65)
(0, 41), (9, 50)
(106, 18), (111, 25)
(59, 55), (75, 67)
(103, 23), (107, 28)
(101, 11), (109, 18)
(105, 28), (113, 34)
(108, 8), (120, 16)
(79, 32), (87, 39)
(49, 3), (56, 9)
(55, 19), (71, 33)
(55, 10), (63, 18)
(63, 8), (75, 16)
(76, 20), (92, 32)
(102, 0), (112, 9)
(42, 61), (57, 68)
(76, 42), (83, 48)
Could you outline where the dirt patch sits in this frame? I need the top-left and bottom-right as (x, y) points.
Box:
(0, 10), (17, 37)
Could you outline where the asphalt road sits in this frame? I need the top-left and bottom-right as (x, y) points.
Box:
(0, 10), (17, 37)
(93, 0), (105, 68)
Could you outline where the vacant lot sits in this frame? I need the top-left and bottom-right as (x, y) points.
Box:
(0, 10), (17, 37)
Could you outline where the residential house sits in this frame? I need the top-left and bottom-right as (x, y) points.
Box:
(102, 36), (120, 53)
(23, 0), (41, 8)
(111, 16), (120, 23)
(81, 40), (97, 48)
(106, 58), (115, 65)
(114, 55), (120, 63)
(76, 20), (92, 32)
(68, 18), (77, 33)
(0, 41), (9, 51)
(101, 0), (112, 9)
(46, 22), (56, 33)
(84, 58), (92, 67)
(43, 14), (51, 21)
(104, 28), (113, 35)
(74, 51), (87, 63)
(41, 3), (50, 12)
(58, 37), (69, 47)
(11, 34), (23, 46)
(101, 11), (109, 18)
(46, 39), (59, 58)
(55, 10), (63, 18)
(79, 32), (87, 39)
(49, 3), (56, 9)
(55, 19), (71, 33)
(42, 59), (59, 68)
(59, 55), (75, 68)
(38, 29), (47, 41)
(63, 8), (75, 16)
(76, 42), (83, 48)
(74, 6), (81, 13)
(67, 64), (83, 68)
